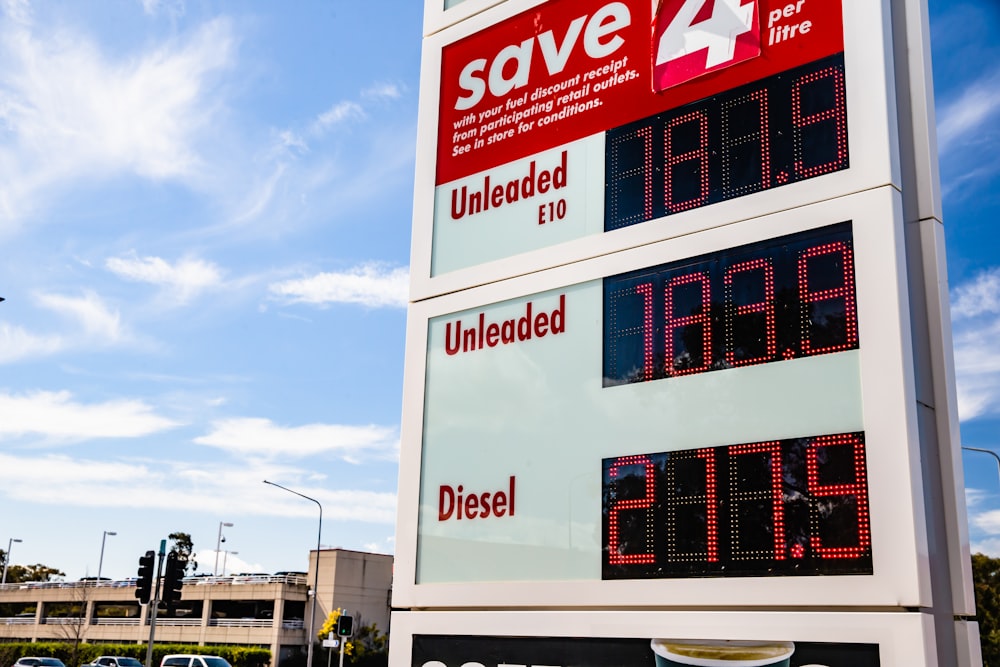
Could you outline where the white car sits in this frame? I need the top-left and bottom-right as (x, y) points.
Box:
(159, 656), (232, 667)
(85, 658), (143, 667)
(13, 659), (67, 667)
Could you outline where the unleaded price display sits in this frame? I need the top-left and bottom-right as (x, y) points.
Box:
(603, 222), (857, 384)
(606, 54), (848, 230)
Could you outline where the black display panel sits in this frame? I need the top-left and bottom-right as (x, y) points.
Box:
(602, 432), (873, 579)
(605, 53), (849, 231)
(413, 634), (881, 667)
(603, 222), (858, 386)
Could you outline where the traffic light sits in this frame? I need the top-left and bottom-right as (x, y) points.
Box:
(336, 614), (354, 637)
(162, 551), (186, 606)
(135, 551), (155, 604)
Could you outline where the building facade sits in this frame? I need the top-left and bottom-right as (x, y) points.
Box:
(0, 549), (392, 667)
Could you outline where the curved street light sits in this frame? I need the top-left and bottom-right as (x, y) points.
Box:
(264, 480), (322, 667)
(222, 550), (239, 576)
(98, 530), (117, 580)
(214, 522), (234, 576)
(963, 446), (1000, 484)
(2, 538), (23, 585)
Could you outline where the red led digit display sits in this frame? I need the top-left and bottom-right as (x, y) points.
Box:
(602, 432), (873, 579)
(605, 54), (848, 231)
(603, 222), (857, 386)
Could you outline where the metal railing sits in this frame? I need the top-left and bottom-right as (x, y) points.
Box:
(208, 618), (275, 628)
(154, 618), (203, 627)
(0, 573), (308, 592)
(0, 614), (305, 630)
(93, 617), (142, 626)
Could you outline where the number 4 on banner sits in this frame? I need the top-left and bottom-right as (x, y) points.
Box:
(653, 0), (761, 92)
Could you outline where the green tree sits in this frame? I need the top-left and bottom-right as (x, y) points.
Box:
(168, 532), (197, 573)
(973, 553), (1000, 665)
(317, 610), (387, 667)
(4, 564), (65, 583)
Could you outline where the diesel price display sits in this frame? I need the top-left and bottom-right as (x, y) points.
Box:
(602, 432), (873, 579)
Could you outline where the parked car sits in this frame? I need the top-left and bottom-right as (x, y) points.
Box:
(159, 656), (231, 667)
(13, 659), (68, 667)
(83, 657), (143, 667)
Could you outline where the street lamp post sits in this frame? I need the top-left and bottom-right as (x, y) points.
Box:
(2, 538), (23, 585)
(214, 522), (234, 576)
(222, 551), (239, 576)
(97, 530), (117, 580)
(963, 446), (1000, 485)
(264, 480), (322, 667)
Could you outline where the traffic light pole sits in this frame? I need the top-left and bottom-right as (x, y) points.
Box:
(144, 540), (166, 667)
(337, 612), (351, 667)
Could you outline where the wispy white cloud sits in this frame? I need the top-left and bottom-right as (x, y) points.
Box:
(196, 549), (261, 576)
(0, 390), (180, 441)
(971, 537), (1000, 558)
(195, 417), (399, 463)
(951, 268), (1000, 420)
(0, 323), (65, 362)
(973, 507), (1000, 535)
(937, 69), (1000, 155)
(2, 0), (30, 25)
(953, 320), (1000, 420)
(953, 267), (1000, 319)
(966, 487), (995, 509)
(269, 263), (408, 309)
(36, 290), (126, 341)
(0, 451), (397, 523)
(272, 99), (368, 160)
(0, 291), (132, 363)
(138, 0), (185, 19)
(210, 78), (415, 234)
(0, 10), (234, 228)
(362, 82), (403, 101)
(313, 101), (365, 133)
(106, 252), (224, 303)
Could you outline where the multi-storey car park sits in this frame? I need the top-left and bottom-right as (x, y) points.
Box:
(0, 549), (392, 667)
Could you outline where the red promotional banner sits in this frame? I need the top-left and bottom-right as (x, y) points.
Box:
(436, 0), (843, 185)
(652, 0), (761, 91)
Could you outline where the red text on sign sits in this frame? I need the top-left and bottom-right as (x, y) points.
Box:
(439, 476), (516, 521)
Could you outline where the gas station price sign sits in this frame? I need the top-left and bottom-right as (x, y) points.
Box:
(394, 189), (931, 610)
(411, 0), (898, 297)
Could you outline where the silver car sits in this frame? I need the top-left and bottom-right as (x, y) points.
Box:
(13, 659), (68, 667)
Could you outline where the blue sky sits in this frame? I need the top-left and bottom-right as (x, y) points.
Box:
(0, 0), (997, 583)
(935, 1), (1000, 556)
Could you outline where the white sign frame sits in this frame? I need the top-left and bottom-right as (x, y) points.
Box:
(394, 186), (939, 609)
(423, 0), (508, 37)
(389, 609), (938, 667)
(409, 0), (901, 301)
